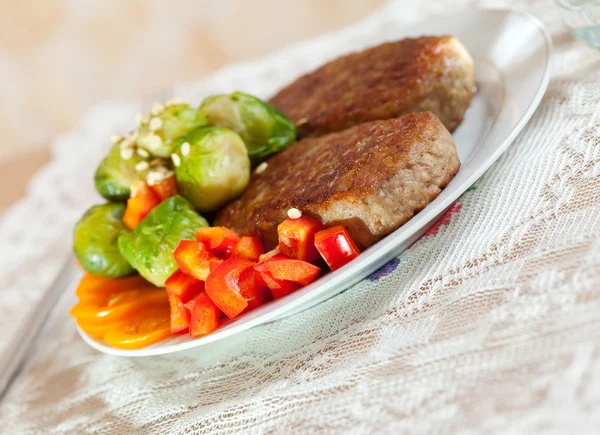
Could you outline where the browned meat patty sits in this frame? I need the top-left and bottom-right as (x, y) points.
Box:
(269, 36), (474, 138)
(215, 112), (460, 250)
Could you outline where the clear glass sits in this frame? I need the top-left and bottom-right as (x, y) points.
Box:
(556, 0), (600, 48)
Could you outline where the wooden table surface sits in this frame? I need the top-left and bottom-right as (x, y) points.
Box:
(0, 0), (383, 214)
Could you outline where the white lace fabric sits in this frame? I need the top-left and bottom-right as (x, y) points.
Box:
(1, 1), (600, 433)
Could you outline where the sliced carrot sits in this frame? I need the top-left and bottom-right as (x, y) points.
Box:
(103, 305), (172, 349)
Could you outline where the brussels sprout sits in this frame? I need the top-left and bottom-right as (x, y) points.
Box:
(118, 195), (208, 286)
(94, 143), (147, 201)
(174, 126), (250, 212)
(137, 103), (207, 158)
(73, 203), (135, 278)
(199, 92), (297, 163)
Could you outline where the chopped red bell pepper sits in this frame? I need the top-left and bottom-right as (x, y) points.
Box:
(254, 262), (301, 299)
(277, 216), (324, 262)
(123, 180), (161, 230)
(233, 236), (264, 262)
(314, 226), (360, 271)
(262, 254), (320, 285)
(196, 227), (241, 259)
(167, 292), (190, 334)
(165, 270), (205, 303)
(205, 258), (255, 319)
(183, 298), (196, 312)
(258, 246), (280, 263)
(238, 268), (270, 310)
(174, 240), (213, 281)
(149, 175), (178, 201)
(187, 292), (221, 337)
(209, 257), (224, 272)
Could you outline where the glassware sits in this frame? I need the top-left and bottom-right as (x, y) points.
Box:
(556, 0), (600, 48)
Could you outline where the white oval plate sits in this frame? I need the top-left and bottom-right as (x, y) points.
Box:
(79, 8), (551, 356)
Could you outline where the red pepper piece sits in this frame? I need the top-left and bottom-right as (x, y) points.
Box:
(149, 175), (178, 201)
(209, 257), (224, 272)
(262, 254), (320, 285)
(196, 227), (241, 259)
(187, 292), (221, 337)
(123, 180), (161, 230)
(205, 258), (255, 319)
(183, 298), (196, 312)
(238, 268), (270, 310)
(314, 226), (360, 271)
(174, 240), (213, 281)
(233, 236), (264, 262)
(254, 262), (301, 299)
(165, 270), (205, 303)
(167, 292), (190, 334)
(277, 216), (324, 262)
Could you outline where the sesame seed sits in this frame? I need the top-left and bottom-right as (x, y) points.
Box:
(145, 134), (163, 151)
(171, 153), (181, 167)
(110, 135), (122, 144)
(297, 117), (308, 126)
(129, 129), (139, 141)
(287, 208), (302, 219)
(120, 147), (134, 160)
(255, 161), (268, 174)
(149, 117), (163, 131)
(136, 148), (150, 158)
(135, 161), (149, 172)
(146, 170), (165, 186)
(151, 102), (164, 116)
(120, 138), (134, 149)
(167, 98), (188, 106)
(180, 142), (190, 157)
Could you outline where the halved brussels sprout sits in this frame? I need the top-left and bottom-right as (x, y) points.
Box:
(118, 195), (208, 286)
(94, 143), (146, 201)
(137, 103), (207, 158)
(174, 127), (250, 212)
(73, 203), (135, 278)
(198, 92), (297, 163)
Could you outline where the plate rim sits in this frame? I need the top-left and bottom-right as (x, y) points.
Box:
(78, 8), (553, 357)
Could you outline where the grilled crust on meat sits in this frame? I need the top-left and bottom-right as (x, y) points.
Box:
(215, 112), (460, 250)
(269, 36), (475, 138)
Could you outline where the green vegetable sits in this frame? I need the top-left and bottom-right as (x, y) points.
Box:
(137, 103), (207, 158)
(73, 203), (135, 278)
(94, 143), (146, 201)
(118, 195), (208, 286)
(199, 92), (296, 163)
(174, 126), (250, 212)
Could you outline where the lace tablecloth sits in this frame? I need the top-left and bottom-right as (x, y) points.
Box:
(1, 0), (600, 433)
